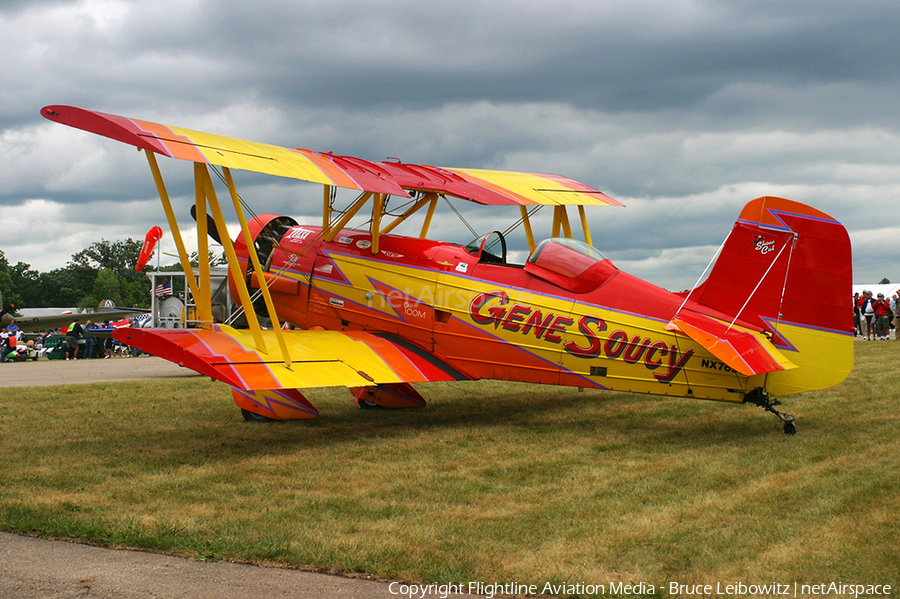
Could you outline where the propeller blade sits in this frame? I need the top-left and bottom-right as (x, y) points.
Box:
(190, 204), (223, 244)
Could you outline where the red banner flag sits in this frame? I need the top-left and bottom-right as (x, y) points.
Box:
(136, 226), (163, 271)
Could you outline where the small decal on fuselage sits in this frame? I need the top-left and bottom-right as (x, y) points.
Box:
(701, 358), (736, 373)
(286, 227), (315, 241)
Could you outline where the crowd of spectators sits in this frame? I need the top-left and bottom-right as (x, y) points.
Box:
(853, 290), (899, 340)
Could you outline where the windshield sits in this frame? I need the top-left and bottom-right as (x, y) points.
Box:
(464, 231), (506, 264)
(527, 238), (607, 278)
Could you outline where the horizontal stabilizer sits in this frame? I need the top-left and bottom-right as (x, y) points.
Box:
(113, 326), (469, 391)
(667, 310), (796, 377)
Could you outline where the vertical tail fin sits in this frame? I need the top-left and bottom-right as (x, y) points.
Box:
(688, 197), (853, 396)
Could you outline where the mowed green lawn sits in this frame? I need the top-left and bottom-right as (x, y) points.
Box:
(1, 342), (897, 594)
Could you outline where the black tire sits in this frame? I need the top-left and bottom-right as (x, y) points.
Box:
(241, 408), (274, 422)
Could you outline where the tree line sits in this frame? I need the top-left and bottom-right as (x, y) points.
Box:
(1, 239), (163, 310)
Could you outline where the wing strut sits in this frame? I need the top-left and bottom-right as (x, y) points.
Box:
(145, 151), (205, 318)
(381, 192), (437, 235)
(552, 205), (573, 238)
(223, 167), (292, 367)
(419, 194), (439, 238)
(520, 206), (536, 251)
(146, 151), (293, 364)
(196, 164), (268, 353)
(323, 184), (333, 230)
(371, 193), (386, 255)
(193, 163), (213, 326)
(577, 206), (593, 246)
(323, 192), (373, 242)
(549, 205), (594, 245)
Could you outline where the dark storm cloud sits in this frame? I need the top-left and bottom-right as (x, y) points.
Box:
(157, 0), (900, 123)
(10, 0), (900, 124)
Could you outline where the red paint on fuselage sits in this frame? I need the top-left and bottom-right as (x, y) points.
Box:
(232, 221), (716, 392)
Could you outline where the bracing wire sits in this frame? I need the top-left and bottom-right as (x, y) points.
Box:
(501, 205), (542, 239)
(443, 196), (479, 238)
(725, 235), (793, 333)
(673, 232), (731, 320)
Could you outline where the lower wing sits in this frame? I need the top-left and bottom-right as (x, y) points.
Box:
(113, 325), (469, 391)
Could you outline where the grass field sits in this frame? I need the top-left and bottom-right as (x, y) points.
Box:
(1, 342), (898, 596)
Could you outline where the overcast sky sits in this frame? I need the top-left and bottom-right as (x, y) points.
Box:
(2, 0), (900, 291)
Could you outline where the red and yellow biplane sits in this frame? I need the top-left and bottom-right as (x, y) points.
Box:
(42, 105), (853, 434)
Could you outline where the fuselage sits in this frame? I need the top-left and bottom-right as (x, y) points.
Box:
(236, 220), (755, 403)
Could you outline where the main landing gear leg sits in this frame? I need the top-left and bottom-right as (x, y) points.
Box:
(743, 387), (797, 435)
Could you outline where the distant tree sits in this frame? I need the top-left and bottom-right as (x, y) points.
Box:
(1, 239), (154, 310)
(879, 278), (891, 284)
(39, 265), (95, 307)
(0, 250), (18, 307)
(10, 262), (42, 306)
(71, 238), (144, 271)
(82, 268), (123, 308)
(0, 251), (43, 308)
(71, 239), (151, 307)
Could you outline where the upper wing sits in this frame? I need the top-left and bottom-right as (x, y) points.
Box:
(41, 105), (620, 207)
(666, 309), (796, 376)
(442, 168), (622, 206)
(41, 105), (408, 196)
(113, 325), (469, 391)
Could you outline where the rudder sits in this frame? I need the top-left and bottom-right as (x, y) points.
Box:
(689, 196), (853, 396)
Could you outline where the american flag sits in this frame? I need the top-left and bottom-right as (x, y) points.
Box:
(154, 280), (173, 296)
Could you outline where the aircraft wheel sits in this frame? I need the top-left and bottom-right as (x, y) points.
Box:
(357, 399), (380, 409)
(241, 408), (274, 422)
(783, 421), (797, 435)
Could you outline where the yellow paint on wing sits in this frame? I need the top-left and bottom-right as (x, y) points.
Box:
(162, 125), (347, 188)
(217, 327), (407, 390)
(449, 168), (617, 206)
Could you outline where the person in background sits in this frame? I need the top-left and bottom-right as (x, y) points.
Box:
(892, 292), (900, 340)
(83, 321), (95, 359)
(65, 318), (83, 360)
(1, 321), (22, 362)
(873, 293), (892, 340)
(0, 329), (11, 362)
(859, 290), (875, 340)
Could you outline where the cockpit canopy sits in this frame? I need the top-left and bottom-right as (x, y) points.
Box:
(525, 238), (618, 293)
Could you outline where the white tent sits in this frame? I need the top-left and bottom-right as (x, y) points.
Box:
(852, 283), (900, 300)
